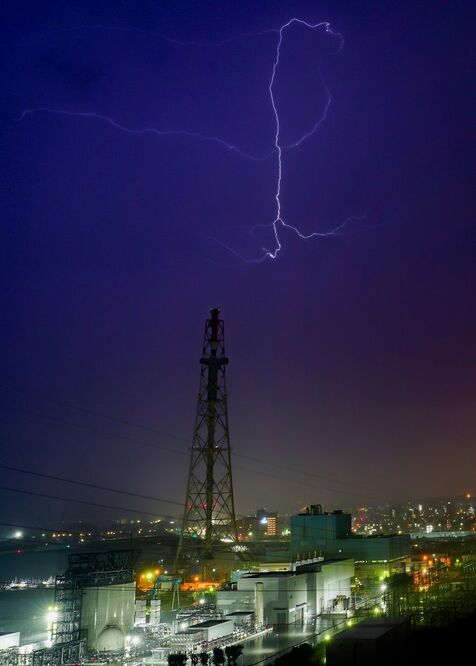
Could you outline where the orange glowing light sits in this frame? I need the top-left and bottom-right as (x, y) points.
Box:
(180, 580), (220, 592)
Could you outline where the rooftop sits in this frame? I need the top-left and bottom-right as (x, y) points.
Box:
(225, 611), (254, 616)
(334, 626), (392, 641)
(193, 619), (233, 628)
(241, 571), (296, 578)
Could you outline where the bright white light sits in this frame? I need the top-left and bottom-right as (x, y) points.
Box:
(46, 608), (58, 624)
(199, 598), (205, 605)
(260, 517), (268, 524)
(380, 584), (387, 592)
(131, 636), (140, 645)
(180, 622), (187, 631)
(14, 531), (23, 539)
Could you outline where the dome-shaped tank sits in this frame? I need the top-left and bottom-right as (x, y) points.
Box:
(96, 625), (124, 652)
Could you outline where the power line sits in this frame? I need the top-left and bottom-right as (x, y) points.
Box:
(233, 462), (381, 501)
(0, 485), (181, 515)
(2, 382), (387, 497)
(236, 451), (387, 494)
(1, 387), (382, 498)
(3, 380), (189, 443)
(0, 406), (187, 459)
(2, 409), (375, 501)
(0, 520), (98, 539)
(0, 463), (181, 505)
(0, 519), (177, 538)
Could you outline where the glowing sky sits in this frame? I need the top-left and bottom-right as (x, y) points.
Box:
(1, 1), (475, 526)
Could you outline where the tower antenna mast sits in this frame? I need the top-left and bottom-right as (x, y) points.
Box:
(176, 308), (238, 565)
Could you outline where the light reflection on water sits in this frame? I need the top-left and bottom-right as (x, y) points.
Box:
(0, 589), (54, 643)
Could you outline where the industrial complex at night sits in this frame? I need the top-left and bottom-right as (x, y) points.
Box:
(1, 308), (476, 666)
(1, 1), (475, 665)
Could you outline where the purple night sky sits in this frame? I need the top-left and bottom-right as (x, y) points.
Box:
(1, 1), (475, 526)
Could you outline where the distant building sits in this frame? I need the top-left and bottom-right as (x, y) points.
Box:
(291, 505), (410, 585)
(265, 515), (278, 537)
(256, 509), (278, 537)
(237, 509), (280, 540)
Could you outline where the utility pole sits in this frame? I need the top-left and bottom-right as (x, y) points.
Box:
(176, 308), (237, 567)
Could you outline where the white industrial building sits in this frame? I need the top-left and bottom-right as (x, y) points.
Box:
(190, 619), (234, 642)
(224, 611), (255, 628)
(217, 558), (354, 625)
(81, 582), (136, 652)
(169, 619), (235, 653)
(0, 633), (20, 650)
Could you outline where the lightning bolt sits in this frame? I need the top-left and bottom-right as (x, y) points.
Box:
(17, 108), (272, 162)
(49, 23), (280, 48)
(18, 19), (363, 262)
(265, 19), (346, 260)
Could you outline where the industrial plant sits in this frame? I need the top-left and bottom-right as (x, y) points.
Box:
(1, 310), (476, 666)
(0, 310), (363, 664)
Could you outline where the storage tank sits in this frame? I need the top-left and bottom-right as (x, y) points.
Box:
(81, 582), (135, 650)
(96, 625), (124, 653)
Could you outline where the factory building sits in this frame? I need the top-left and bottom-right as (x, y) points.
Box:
(217, 558), (354, 624)
(169, 619), (235, 653)
(81, 582), (136, 652)
(190, 619), (234, 642)
(291, 506), (410, 584)
(51, 550), (138, 659)
(224, 611), (255, 628)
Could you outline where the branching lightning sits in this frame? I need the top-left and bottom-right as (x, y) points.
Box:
(265, 19), (346, 260)
(17, 108), (271, 161)
(19, 18), (363, 262)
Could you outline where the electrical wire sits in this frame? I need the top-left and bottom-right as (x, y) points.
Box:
(2, 382), (388, 498)
(0, 485), (181, 514)
(0, 463), (182, 505)
(1, 404), (381, 502)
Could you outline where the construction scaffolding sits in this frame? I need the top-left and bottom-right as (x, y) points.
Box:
(50, 550), (137, 648)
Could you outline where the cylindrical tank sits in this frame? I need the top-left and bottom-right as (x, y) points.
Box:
(96, 625), (124, 652)
(255, 582), (264, 626)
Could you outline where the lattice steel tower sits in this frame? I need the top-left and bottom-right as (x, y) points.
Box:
(177, 307), (237, 561)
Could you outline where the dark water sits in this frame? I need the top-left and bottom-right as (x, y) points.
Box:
(0, 548), (66, 642)
(0, 548), (68, 579)
(0, 589), (54, 641)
